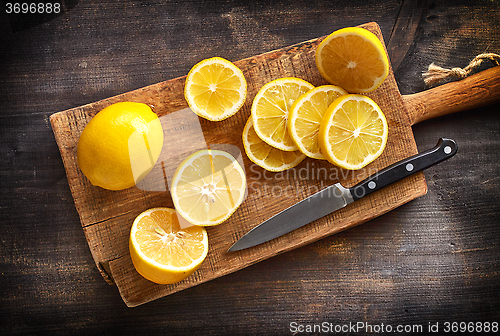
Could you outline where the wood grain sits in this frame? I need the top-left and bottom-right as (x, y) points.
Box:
(50, 22), (429, 306)
(386, 0), (427, 71)
(404, 66), (500, 125)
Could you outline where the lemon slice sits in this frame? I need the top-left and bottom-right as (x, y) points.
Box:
(315, 27), (389, 93)
(251, 77), (314, 151)
(184, 57), (247, 121)
(243, 117), (305, 172)
(129, 207), (208, 284)
(288, 85), (348, 159)
(318, 94), (388, 170)
(171, 149), (247, 226)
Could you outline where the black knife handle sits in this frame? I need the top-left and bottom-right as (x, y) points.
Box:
(349, 138), (458, 201)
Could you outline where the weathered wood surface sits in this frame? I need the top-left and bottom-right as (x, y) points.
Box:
(2, 0), (500, 333)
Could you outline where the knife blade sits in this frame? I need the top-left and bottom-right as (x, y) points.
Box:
(228, 138), (457, 252)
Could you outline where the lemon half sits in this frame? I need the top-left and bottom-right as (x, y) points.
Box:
(184, 57), (247, 121)
(171, 150), (247, 226)
(129, 207), (208, 284)
(315, 27), (389, 93)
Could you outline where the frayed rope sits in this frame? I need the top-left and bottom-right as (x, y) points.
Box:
(422, 53), (500, 87)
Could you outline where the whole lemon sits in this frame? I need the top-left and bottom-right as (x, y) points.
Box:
(77, 102), (164, 190)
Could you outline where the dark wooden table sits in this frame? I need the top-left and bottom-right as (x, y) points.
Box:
(2, 0), (499, 334)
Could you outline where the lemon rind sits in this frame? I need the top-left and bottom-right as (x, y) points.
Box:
(288, 85), (348, 159)
(242, 118), (306, 172)
(170, 150), (247, 226)
(315, 27), (389, 94)
(319, 94), (388, 170)
(129, 207), (209, 284)
(251, 77), (314, 151)
(184, 57), (247, 121)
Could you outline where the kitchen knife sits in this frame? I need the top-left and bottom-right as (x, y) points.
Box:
(228, 138), (457, 252)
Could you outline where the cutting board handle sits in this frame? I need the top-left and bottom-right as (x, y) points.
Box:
(403, 66), (500, 125)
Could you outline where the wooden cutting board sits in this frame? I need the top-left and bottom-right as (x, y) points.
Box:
(50, 22), (500, 307)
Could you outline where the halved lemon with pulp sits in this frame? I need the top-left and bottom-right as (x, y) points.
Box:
(243, 117), (306, 172)
(315, 27), (389, 93)
(251, 77), (314, 151)
(171, 149), (247, 226)
(288, 85), (348, 159)
(318, 94), (388, 170)
(129, 207), (208, 284)
(184, 57), (247, 121)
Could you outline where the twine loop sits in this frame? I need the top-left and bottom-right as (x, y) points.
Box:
(423, 53), (500, 86)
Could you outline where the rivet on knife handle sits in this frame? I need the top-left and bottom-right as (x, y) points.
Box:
(349, 138), (458, 201)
